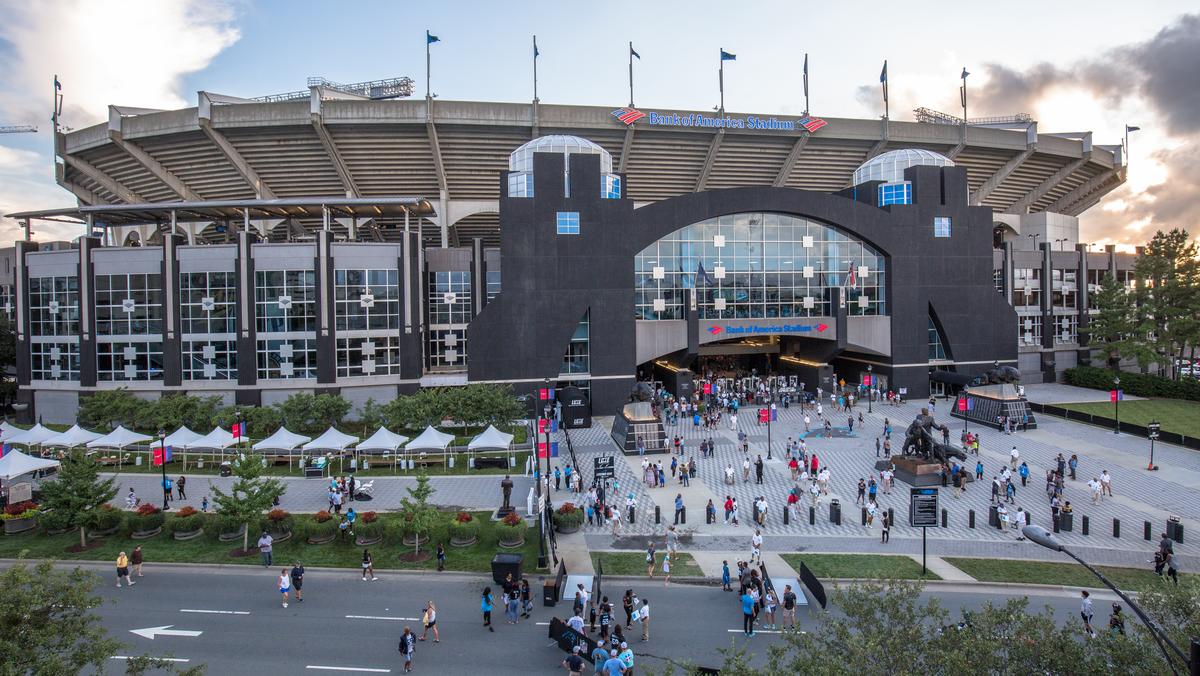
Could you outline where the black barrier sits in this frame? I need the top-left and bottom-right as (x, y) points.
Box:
(783, 506), (790, 525)
(1053, 515), (1060, 533)
(544, 560), (567, 607)
(1167, 517), (1184, 544)
(809, 506), (815, 525)
(654, 505), (660, 524)
(1082, 515), (1089, 536)
(798, 561), (828, 610)
(1144, 521), (1152, 541)
(548, 617), (599, 663)
(969, 509), (975, 528)
(680, 506), (686, 524)
(888, 508), (894, 529)
(628, 506), (635, 524)
(1114, 518), (1120, 538)
(941, 508), (947, 528)
(860, 506), (867, 526)
(706, 507), (713, 524)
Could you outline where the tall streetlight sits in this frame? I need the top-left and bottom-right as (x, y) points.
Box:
(157, 428), (169, 511)
(1113, 376), (1121, 435)
(1022, 525), (1198, 676)
(867, 364), (873, 414)
(537, 378), (552, 569)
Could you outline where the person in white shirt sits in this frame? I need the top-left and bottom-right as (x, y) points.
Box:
(997, 504), (1009, 533)
(1100, 470), (1113, 497)
(818, 469), (831, 494)
(1088, 478), (1102, 504)
(750, 530), (763, 562)
(809, 482), (821, 508)
(724, 464), (736, 485)
(567, 612), (585, 633)
(1010, 447), (1020, 470)
(1080, 590), (1096, 637)
(866, 501), (877, 528)
(742, 458), (752, 482)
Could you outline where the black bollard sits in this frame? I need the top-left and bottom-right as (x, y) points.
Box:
(888, 508), (894, 529)
(1144, 521), (1152, 541)
(1082, 515), (1089, 536)
(861, 507), (868, 526)
(680, 506), (686, 524)
(1113, 518), (1120, 538)
(783, 506), (790, 525)
(941, 508), (948, 528)
(1053, 515), (1060, 533)
(629, 507), (635, 524)
(654, 505), (660, 525)
(969, 509), (975, 529)
(706, 507), (713, 524)
(809, 506), (815, 525)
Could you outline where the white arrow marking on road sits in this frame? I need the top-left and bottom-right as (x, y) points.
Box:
(180, 608), (250, 615)
(112, 656), (190, 663)
(130, 625), (204, 640)
(344, 615), (420, 621)
(306, 666), (391, 673)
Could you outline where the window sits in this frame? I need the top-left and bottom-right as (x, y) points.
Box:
(877, 181), (912, 206)
(257, 338), (317, 379)
(97, 341), (163, 381)
(183, 339), (236, 380)
(507, 172), (533, 198)
(486, 270), (501, 302)
(180, 271), (236, 334)
(336, 335), (402, 377)
(30, 341), (79, 381)
(602, 174), (621, 199)
(933, 217), (952, 238)
(1051, 269), (1077, 310)
(95, 273), (163, 336)
(427, 271), (472, 325)
(335, 269), (399, 331)
(255, 270), (316, 333)
(1013, 268), (1040, 309)
(1020, 315), (1042, 346)
(0, 285), (13, 321)
(993, 268), (1005, 295)
(28, 276), (79, 336)
(556, 211), (580, 235)
(928, 316), (948, 361)
(428, 328), (467, 370)
(561, 310), (590, 375)
(1054, 314), (1078, 345)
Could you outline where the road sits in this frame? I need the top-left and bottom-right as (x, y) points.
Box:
(66, 563), (1111, 675)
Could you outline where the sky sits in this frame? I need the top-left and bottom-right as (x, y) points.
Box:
(1, 0), (1197, 246)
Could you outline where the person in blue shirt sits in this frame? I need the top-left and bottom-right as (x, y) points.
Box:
(591, 641), (610, 670)
(741, 590), (757, 636)
(480, 587), (494, 632)
(554, 466), (562, 491)
(1018, 461), (1030, 487)
(975, 460), (985, 481)
(722, 560), (732, 591)
(564, 464), (573, 490)
(602, 649), (626, 675)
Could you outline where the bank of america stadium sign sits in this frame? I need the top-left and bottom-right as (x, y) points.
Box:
(611, 107), (826, 133)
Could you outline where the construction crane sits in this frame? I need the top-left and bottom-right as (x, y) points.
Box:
(0, 125), (38, 134)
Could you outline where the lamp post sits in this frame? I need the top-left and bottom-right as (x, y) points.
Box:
(1113, 376), (1121, 435)
(765, 387), (773, 460)
(158, 428), (168, 511)
(1148, 420), (1161, 471)
(1022, 525), (1198, 676)
(867, 364), (873, 414)
(537, 378), (551, 569)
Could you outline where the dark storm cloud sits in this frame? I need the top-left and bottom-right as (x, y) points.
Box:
(1126, 14), (1200, 136)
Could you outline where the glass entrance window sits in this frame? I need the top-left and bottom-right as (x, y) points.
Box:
(95, 273), (163, 336)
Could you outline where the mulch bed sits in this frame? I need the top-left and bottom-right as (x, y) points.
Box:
(64, 541), (107, 553)
(228, 547), (259, 558)
(398, 551), (432, 563)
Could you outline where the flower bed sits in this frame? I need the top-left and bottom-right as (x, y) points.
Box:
(2, 501), (39, 535)
(215, 514), (246, 542)
(448, 511), (479, 547)
(354, 511), (383, 546)
(167, 506), (205, 540)
(262, 508), (294, 543)
(496, 512), (526, 549)
(86, 504), (125, 537)
(305, 510), (338, 545)
(38, 508), (73, 536)
(128, 504), (164, 539)
(552, 502), (584, 534)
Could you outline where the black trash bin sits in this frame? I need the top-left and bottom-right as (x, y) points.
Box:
(491, 552), (523, 585)
(1167, 516), (1184, 544)
(829, 499), (841, 524)
(1060, 512), (1074, 532)
(988, 504), (1000, 529)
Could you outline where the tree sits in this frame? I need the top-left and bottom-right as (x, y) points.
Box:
(77, 389), (143, 430)
(210, 453), (286, 552)
(141, 394), (223, 432)
(397, 472), (439, 558)
(275, 392), (351, 433)
(38, 449), (117, 549)
(1133, 229), (1200, 378)
(0, 315), (16, 372)
(1084, 273), (1142, 369)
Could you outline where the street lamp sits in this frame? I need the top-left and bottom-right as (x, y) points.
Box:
(158, 428), (168, 511)
(765, 387), (774, 460)
(867, 365), (873, 414)
(1148, 419), (1161, 471)
(537, 378), (551, 569)
(1022, 525), (1198, 675)
(1113, 376), (1121, 435)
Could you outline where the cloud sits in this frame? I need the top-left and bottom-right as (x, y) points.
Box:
(0, 0), (240, 241)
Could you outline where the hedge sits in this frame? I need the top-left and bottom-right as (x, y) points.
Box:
(1063, 366), (1200, 402)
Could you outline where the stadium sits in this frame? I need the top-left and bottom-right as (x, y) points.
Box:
(3, 77), (1137, 420)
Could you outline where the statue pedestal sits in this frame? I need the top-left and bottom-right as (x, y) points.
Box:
(876, 456), (973, 487)
(494, 506), (516, 520)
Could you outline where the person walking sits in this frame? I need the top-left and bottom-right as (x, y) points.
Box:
(880, 511), (891, 543)
(1018, 461), (1029, 487)
(361, 548), (377, 580)
(399, 626), (416, 673)
(1080, 590), (1096, 638)
(506, 585), (521, 624)
(673, 494), (684, 525)
(645, 541), (657, 577)
(856, 478), (866, 506)
(1009, 446), (1019, 470)
(481, 587), (495, 632)
(278, 568), (291, 608)
(257, 531), (274, 567)
(622, 590), (635, 629)
(754, 455), (764, 484)
(561, 645), (585, 676)
(436, 543), (446, 572)
(419, 601), (439, 642)
(131, 545), (144, 577)
(162, 477), (173, 508)
(290, 561), (305, 602)
(1068, 454), (1079, 481)
(176, 475), (187, 500)
(741, 588), (756, 636)
(116, 551), (134, 588)
(638, 597), (650, 641)
(781, 584), (798, 628)
(722, 560), (732, 592)
(1100, 470), (1113, 497)
(750, 529), (763, 564)
(662, 553), (671, 586)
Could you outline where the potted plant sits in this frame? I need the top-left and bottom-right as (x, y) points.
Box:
(552, 502), (584, 534)
(86, 504), (125, 537)
(448, 511), (479, 547)
(167, 506), (205, 541)
(37, 508), (73, 536)
(2, 501), (39, 535)
(262, 508), (294, 543)
(354, 511), (383, 546)
(496, 512), (526, 549)
(128, 504), (165, 539)
(306, 510), (338, 545)
(215, 514), (246, 542)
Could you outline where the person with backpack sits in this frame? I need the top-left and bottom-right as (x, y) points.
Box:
(399, 626), (416, 673)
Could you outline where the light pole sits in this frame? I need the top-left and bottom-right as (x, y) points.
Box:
(766, 388), (773, 460)
(1022, 525), (1198, 676)
(867, 365), (873, 414)
(1113, 376), (1121, 435)
(158, 428), (168, 511)
(537, 378), (551, 569)
(1148, 420), (1161, 471)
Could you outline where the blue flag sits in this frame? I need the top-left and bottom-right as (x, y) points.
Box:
(961, 67), (969, 79)
(880, 60), (888, 83)
(426, 30), (440, 44)
(720, 49), (736, 61)
(630, 45), (640, 59)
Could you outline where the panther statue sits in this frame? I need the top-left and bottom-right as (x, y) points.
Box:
(629, 382), (656, 404)
(902, 408), (967, 464)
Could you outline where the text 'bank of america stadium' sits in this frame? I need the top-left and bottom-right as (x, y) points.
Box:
(1, 79), (1135, 422)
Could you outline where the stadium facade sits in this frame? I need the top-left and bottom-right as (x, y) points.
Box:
(2, 89), (1136, 421)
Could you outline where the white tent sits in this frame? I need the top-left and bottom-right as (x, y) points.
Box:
(303, 427), (359, 452)
(356, 426), (410, 454)
(150, 426), (203, 450)
(0, 421), (25, 443)
(42, 424), (104, 448)
(406, 425), (455, 452)
(253, 427), (311, 453)
(468, 425), (515, 451)
(86, 425), (153, 450)
(185, 427), (237, 450)
(0, 449), (61, 480)
(8, 424), (60, 447)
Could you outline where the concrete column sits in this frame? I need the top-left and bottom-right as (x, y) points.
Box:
(13, 241), (36, 422)
(315, 230), (336, 384)
(1039, 242), (1056, 382)
(235, 231), (257, 390)
(78, 237), (99, 388)
(162, 234), (183, 387)
(1002, 241), (1015, 306)
(471, 237), (484, 316)
(1075, 243), (1091, 366)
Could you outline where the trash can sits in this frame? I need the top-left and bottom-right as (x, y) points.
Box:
(829, 499), (841, 524)
(219, 462), (233, 478)
(1167, 516), (1184, 544)
(988, 504), (1000, 529)
(543, 578), (558, 606)
(1060, 512), (1074, 532)
(491, 552), (523, 585)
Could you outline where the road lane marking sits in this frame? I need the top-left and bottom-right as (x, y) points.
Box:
(344, 615), (420, 621)
(725, 629), (803, 635)
(181, 609), (250, 615)
(112, 656), (190, 662)
(130, 625), (204, 640)
(306, 667), (391, 673)
(535, 622), (550, 626)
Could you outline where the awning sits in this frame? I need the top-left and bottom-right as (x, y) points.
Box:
(406, 426), (455, 452)
(86, 425), (153, 450)
(186, 427), (237, 450)
(468, 425), (514, 451)
(8, 424), (61, 447)
(355, 427), (410, 453)
(150, 426), (204, 450)
(42, 424), (104, 448)
(0, 449), (61, 480)
(0, 421), (25, 443)
(303, 427), (360, 452)
(253, 428), (312, 452)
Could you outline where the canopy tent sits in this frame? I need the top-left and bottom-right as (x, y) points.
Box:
(468, 425), (514, 451)
(149, 426), (203, 450)
(355, 427), (410, 454)
(86, 425), (153, 450)
(0, 449), (61, 480)
(253, 428), (312, 452)
(42, 424), (104, 448)
(0, 421), (25, 443)
(7, 424), (60, 447)
(185, 427), (237, 450)
(303, 427), (359, 452)
(406, 426), (455, 452)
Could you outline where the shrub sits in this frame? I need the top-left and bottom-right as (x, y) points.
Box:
(448, 512), (480, 540)
(214, 513), (245, 536)
(496, 514), (526, 543)
(128, 505), (165, 532)
(356, 512), (384, 540)
(37, 509), (73, 533)
(361, 510), (379, 524)
(86, 504), (125, 532)
(307, 511), (339, 539)
(552, 502), (584, 529)
(262, 508), (294, 534)
(454, 511), (474, 523)
(176, 506), (198, 518)
(2, 501), (38, 519)
(1064, 366), (1200, 402)
(167, 509), (205, 534)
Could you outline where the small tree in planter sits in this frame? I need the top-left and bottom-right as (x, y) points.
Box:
(2, 501), (39, 534)
(128, 504), (165, 536)
(85, 504), (124, 536)
(448, 511), (480, 547)
(355, 511), (383, 546)
(397, 472), (438, 560)
(36, 449), (117, 549)
(214, 513), (245, 542)
(496, 512), (527, 548)
(37, 508), (73, 535)
(166, 506), (205, 540)
(262, 508), (294, 541)
(305, 510), (338, 544)
(210, 452), (286, 554)
(552, 502), (584, 534)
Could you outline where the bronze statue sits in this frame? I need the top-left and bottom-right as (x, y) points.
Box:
(629, 382), (655, 403)
(500, 474), (514, 510)
(902, 408), (967, 465)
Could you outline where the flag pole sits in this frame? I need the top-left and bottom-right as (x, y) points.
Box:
(426, 32), (431, 99)
(719, 49), (725, 114)
(629, 41), (635, 107)
(533, 35), (539, 103)
(803, 54), (809, 116)
(881, 59), (889, 121)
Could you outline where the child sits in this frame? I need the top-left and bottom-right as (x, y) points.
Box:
(587, 503), (595, 526)
(721, 560), (732, 591)
(201, 496), (209, 512)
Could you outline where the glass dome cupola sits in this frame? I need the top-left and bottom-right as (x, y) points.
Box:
(852, 148), (954, 186)
(507, 135), (621, 199)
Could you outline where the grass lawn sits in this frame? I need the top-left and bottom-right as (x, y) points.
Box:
(0, 511), (543, 574)
(590, 551), (705, 578)
(1055, 399), (1200, 438)
(944, 557), (1192, 589)
(779, 553), (942, 580)
(92, 451), (531, 478)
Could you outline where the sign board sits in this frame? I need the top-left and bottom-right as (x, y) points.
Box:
(7, 482), (32, 503)
(1109, 389), (1124, 402)
(593, 456), (616, 480)
(862, 375), (872, 386)
(1147, 421), (1161, 439)
(899, 388), (908, 395)
(909, 487), (939, 528)
(537, 495), (546, 515)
